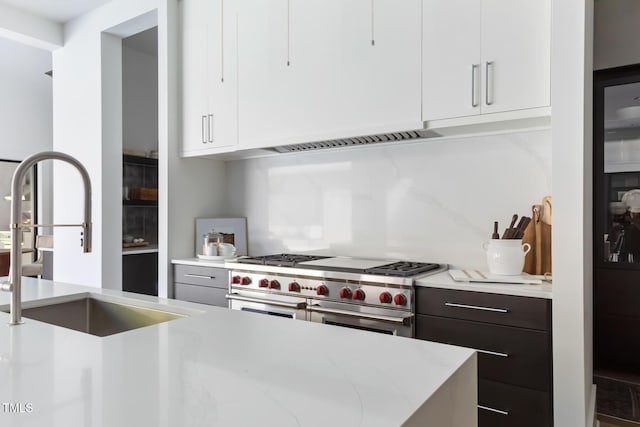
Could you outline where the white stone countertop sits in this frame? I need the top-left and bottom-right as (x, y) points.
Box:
(0, 278), (476, 426)
(416, 271), (553, 299)
(171, 257), (233, 268)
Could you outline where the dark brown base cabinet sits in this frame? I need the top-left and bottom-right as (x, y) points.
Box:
(594, 268), (640, 373)
(123, 252), (158, 296)
(415, 287), (553, 427)
(173, 264), (230, 307)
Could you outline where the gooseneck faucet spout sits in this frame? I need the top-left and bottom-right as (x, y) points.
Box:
(0, 151), (92, 325)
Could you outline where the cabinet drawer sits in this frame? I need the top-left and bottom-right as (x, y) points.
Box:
(416, 287), (550, 330)
(174, 283), (229, 307)
(416, 314), (551, 391)
(478, 379), (552, 427)
(173, 264), (229, 289)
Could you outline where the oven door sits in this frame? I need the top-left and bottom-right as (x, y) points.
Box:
(226, 291), (307, 320)
(307, 300), (413, 337)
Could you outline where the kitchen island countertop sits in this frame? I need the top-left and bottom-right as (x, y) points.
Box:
(0, 278), (476, 426)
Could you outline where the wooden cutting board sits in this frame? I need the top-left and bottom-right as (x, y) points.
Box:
(122, 241), (150, 248)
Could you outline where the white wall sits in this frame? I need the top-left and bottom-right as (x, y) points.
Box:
(594, 0), (640, 70)
(0, 36), (53, 227)
(122, 42), (158, 153)
(226, 130), (552, 267)
(52, 0), (159, 287)
(0, 37), (53, 160)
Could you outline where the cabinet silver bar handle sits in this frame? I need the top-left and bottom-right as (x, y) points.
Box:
(184, 274), (215, 280)
(208, 114), (213, 142)
(286, 0), (291, 65)
(485, 61), (493, 105)
(371, 0), (375, 46)
(226, 293), (306, 309)
(201, 115), (207, 143)
(444, 302), (508, 313)
(471, 64), (478, 107)
(221, 0), (224, 82)
(474, 348), (509, 358)
(308, 305), (411, 324)
(478, 405), (509, 416)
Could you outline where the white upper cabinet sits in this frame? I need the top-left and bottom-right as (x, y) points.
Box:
(236, 0), (291, 148)
(237, 0), (422, 150)
(180, 0), (237, 156)
(480, 0), (550, 114)
(423, 0), (481, 121)
(422, 0), (551, 122)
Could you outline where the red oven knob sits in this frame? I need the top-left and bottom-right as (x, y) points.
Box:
(231, 275), (241, 284)
(393, 294), (407, 306)
(240, 277), (251, 285)
(352, 289), (365, 301)
(379, 292), (392, 304)
(268, 280), (280, 290)
(339, 287), (352, 299)
(259, 278), (269, 288)
(288, 282), (301, 292)
(316, 285), (329, 296)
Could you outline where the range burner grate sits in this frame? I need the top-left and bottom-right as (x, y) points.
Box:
(237, 253), (331, 267)
(364, 261), (440, 277)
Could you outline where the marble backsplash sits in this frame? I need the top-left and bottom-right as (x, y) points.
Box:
(225, 129), (552, 270)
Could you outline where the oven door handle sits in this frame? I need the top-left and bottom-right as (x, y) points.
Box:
(226, 293), (306, 309)
(308, 305), (412, 325)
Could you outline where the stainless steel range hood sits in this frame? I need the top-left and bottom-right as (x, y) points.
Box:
(265, 113), (550, 154)
(266, 129), (443, 153)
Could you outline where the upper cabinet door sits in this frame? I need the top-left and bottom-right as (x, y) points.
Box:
(181, 0), (237, 155)
(480, 0), (551, 114)
(423, 0), (481, 121)
(207, 0), (238, 149)
(237, 0), (291, 148)
(290, 0), (422, 140)
(181, 0), (210, 153)
(237, 0), (422, 150)
(338, 0), (423, 134)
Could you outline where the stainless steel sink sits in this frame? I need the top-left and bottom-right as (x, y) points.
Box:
(7, 297), (186, 337)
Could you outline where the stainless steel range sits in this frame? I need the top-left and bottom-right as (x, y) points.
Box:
(225, 254), (446, 337)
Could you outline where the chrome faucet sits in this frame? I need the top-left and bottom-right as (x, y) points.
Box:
(0, 151), (92, 325)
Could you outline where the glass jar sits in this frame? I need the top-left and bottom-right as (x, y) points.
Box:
(203, 229), (223, 256)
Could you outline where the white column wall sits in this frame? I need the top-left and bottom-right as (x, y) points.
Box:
(551, 0), (594, 426)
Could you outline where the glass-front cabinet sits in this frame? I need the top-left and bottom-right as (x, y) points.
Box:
(594, 65), (640, 380)
(597, 73), (640, 267)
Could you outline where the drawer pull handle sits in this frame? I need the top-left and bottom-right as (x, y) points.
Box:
(444, 302), (508, 313)
(226, 293), (306, 309)
(475, 348), (509, 358)
(478, 405), (509, 416)
(184, 274), (215, 280)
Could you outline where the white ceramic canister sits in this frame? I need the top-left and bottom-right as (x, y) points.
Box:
(482, 239), (531, 276)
